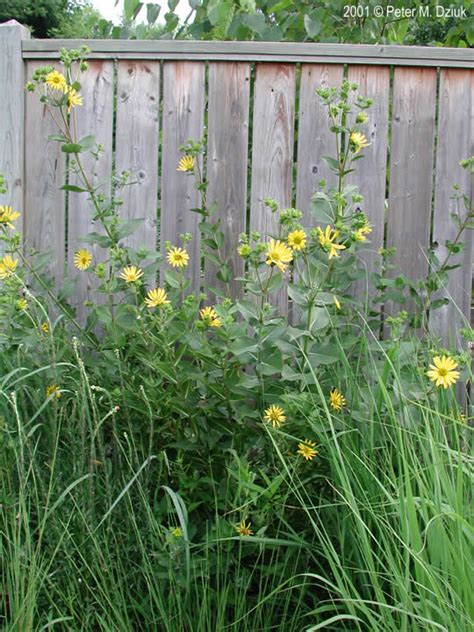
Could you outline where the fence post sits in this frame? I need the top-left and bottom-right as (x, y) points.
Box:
(0, 20), (30, 234)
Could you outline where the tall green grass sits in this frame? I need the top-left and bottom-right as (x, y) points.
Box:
(0, 328), (472, 631)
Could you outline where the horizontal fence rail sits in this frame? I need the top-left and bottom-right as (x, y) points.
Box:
(22, 39), (474, 68)
(1, 21), (473, 347)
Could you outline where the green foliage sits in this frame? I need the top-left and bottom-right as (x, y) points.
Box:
(0, 51), (473, 630)
(102, 0), (473, 46)
(0, 0), (100, 38)
(27, 0), (473, 45)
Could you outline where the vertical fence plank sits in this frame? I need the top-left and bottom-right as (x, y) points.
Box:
(0, 21), (30, 236)
(296, 64), (343, 223)
(115, 61), (160, 252)
(205, 62), (250, 299)
(250, 63), (296, 315)
(387, 68), (437, 285)
(430, 69), (473, 347)
(161, 62), (205, 294)
(347, 65), (390, 301)
(67, 60), (114, 319)
(24, 61), (66, 286)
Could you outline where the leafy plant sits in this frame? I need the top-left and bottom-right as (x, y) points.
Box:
(0, 49), (472, 631)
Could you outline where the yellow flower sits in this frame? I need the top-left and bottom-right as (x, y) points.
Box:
(427, 356), (460, 389)
(74, 249), (92, 271)
(297, 440), (318, 461)
(41, 322), (50, 333)
(177, 155), (195, 172)
(45, 70), (67, 92)
(329, 388), (346, 412)
(46, 384), (61, 399)
(333, 295), (341, 310)
(265, 239), (293, 272)
(66, 87), (83, 113)
(145, 288), (170, 308)
(0, 206), (21, 229)
(287, 229), (307, 251)
(119, 266), (144, 283)
(354, 223), (372, 242)
(317, 225), (346, 260)
(200, 306), (222, 328)
(350, 132), (370, 154)
(0, 255), (19, 279)
(170, 526), (182, 538)
(263, 405), (286, 428)
(16, 298), (28, 311)
(235, 520), (253, 536)
(167, 247), (189, 268)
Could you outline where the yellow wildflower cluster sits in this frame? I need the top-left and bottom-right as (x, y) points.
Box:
(235, 520), (253, 536)
(354, 223), (372, 242)
(120, 266), (144, 283)
(297, 440), (318, 461)
(287, 229), (307, 251)
(0, 255), (18, 279)
(74, 249), (92, 271)
(263, 405), (286, 428)
(350, 132), (370, 154)
(145, 288), (170, 309)
(200, 306), (222, 328)
(167, 247), (189, 268)
(427, 356), (460, 389)
(46, 384), (61, 399)
(177, 156), (195, 172)
(329, 388), (346, 411)
(0, 206), (20, 230)
(44, 70), (83, 113)
(317, 225), (346, 260)
(266, 239), (293, 273)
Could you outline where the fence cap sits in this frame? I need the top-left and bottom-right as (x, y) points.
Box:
(19, 38), (474, 68)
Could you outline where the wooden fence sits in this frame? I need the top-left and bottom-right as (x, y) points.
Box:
(1, 21), (473, 346)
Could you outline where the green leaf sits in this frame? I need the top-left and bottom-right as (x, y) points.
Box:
(217, 264), (230, 283)
(242, 12), (267, 36)
(124, 0), (143, 21)
(310, 192), (334, 224)
(78, 135), (96, 151)
(322, 155), (341, 172)
(146, 3), (161, 24)
(164, 269), (182, 289)
(207, 0), (234, 33)
(304, 14), (322, 38)
(288, 283), (309, 306)
(81, 232), (113, 248)
(59, 184), (88, 193)
(229, 336), (259, 356)
(115, 219), (145, 240)
(48, 134), (68, 143)
(168, 0), (179, 11)
(61, 143), (83, 154)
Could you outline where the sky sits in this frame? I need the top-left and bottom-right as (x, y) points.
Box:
(90, 0), (191, 24)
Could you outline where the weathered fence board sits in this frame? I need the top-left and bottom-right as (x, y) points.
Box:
(205, 62), (250, 298)
(296, 64), (344, 221)
(0, 21), (29, 236)
(430, 68), (473, 346)
(347, 65), (390, 301)
(67, 60), (114, 319)
(115, 61), (160, 252)
(160, 61), (205, 293)
(250, 63), (296, 315)
(387, 68), (437, 283)
(24, 60), (66, 286)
